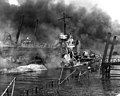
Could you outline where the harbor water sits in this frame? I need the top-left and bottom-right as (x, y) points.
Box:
(1, 67), (120, 96)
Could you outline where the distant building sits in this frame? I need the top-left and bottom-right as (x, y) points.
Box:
(1, 33), (14, 57)
(3, 33), (13, 46)
(21, 36), (34, 47)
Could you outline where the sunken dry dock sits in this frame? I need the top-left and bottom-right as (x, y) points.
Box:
(1, 0), (120, 96)
(2, 33), (120, 96)
(2, 65), (120, 96)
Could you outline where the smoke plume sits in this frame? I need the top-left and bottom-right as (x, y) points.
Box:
(0, 0), (115, 69)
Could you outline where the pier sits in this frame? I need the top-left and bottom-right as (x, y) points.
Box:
(101, 33), (120, 80)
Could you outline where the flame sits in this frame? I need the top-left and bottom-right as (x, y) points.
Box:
(8, 0), (20, 6)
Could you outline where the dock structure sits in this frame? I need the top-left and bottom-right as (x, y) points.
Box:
(101, 33), (120, 79)
(3, 11), (120, 96)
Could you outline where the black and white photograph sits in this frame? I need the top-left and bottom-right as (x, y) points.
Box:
(0, 0), (120, 96)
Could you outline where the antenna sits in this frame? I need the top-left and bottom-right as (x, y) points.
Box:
(58, 5), (71, 35)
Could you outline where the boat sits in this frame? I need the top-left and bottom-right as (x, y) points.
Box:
(58, 32), (96, 68)
(56, 12), (99, 84)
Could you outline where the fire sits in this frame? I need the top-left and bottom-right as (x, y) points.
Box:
(8, 0), (20, 6)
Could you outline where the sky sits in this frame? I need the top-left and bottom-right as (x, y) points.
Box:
(8, 0), (20, 6)
(65, 0), (120, 23)
(96, 0), (120, 23)
(8, 0), (120, 23)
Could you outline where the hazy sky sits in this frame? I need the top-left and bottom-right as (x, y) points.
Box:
(65, 0), (120, 23)
(8, 0), (20, 6)
(8, 0), (120, 23)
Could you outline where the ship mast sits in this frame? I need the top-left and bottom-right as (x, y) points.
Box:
(58, 12), (71, 35)
(15, 15), (24, 46)
(34, 19), (39, 41)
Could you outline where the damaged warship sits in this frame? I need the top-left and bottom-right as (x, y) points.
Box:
(0, 11), (101, 96)
(53, 12), (100, 85)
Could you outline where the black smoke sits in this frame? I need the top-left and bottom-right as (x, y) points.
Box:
(0, 0), (112, 43)
(0, 0), (114, 68)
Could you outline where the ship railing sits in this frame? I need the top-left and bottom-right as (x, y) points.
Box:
(58, 64), (77, 85)
(1, 77), (16, 96)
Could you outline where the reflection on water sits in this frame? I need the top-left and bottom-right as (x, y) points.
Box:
(0, 74), (13, 94)
(1, 68), (120, 96)
(0, 69), (60, 95)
